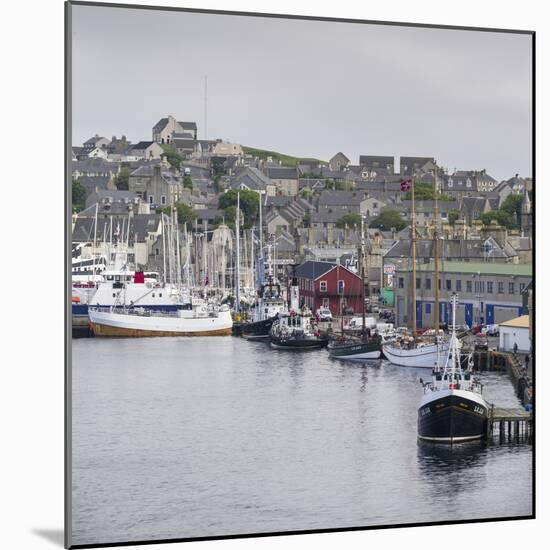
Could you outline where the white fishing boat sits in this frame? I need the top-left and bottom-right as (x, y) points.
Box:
(382, 339), (450, 368)
(89, 304), (233, 337)
(383, 175), (449, 368)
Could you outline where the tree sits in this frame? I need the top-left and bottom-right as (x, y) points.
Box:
(448, 209), (460, 226)
(160, 144), (183, 170)
(369, 208), (407, 231)
(336, 212), (362, 229)
(480, 210), (517, 229)
(183, 175), (193, 189)
(72, 179), (86, 212)
(301, 186), (313, 200)
(218, 189), (259, 223)
(500, 193), (523, 221)
(405, 181), (452, 202)
(158, 203), (197, 225)
(116, 166), (130, 190)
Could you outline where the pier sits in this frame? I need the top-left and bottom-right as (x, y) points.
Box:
(488, 406), (532, 443)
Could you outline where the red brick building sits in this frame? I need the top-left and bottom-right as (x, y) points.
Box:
(295, 261), (363, 315)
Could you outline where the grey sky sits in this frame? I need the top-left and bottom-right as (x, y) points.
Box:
(71, 4), (532, 180)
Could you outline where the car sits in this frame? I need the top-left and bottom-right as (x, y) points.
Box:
(474, 334), (489, 350)
(316, 307), (333, 322)
(342, 306), (354, 315)
(483, 324), (500, 336)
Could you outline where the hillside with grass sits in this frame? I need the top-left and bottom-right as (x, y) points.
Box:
(242, 146), (326, 168)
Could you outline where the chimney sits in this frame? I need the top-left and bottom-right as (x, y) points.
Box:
(153, 165), (161, 180)
(327, 224), (334, 246)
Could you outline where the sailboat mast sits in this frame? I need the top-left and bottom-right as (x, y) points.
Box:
(434, 171), (440, 334)
(235, 191), (241, 312)
(162, 214), (167, 284)
(360, 220), (365, 337)
(411, 178), (417, 339)
(92, 202), (98, 282)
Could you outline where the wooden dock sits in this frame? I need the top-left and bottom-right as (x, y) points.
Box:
(488, 405), (532, 442)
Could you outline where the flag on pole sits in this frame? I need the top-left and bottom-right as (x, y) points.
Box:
(400, 178), (412, 192)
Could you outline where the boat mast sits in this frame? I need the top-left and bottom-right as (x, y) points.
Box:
(250, 227), (255, 290)
(161, 214), (167, 284)
(92, 202), (98, 282)
(411, 178), (417, 340)
(434, 170), (440, 335)
(235, 191), (241, 312)
(360, 217), (366, 337)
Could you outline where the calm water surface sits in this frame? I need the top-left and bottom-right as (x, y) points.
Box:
(71, 337), (532, 545)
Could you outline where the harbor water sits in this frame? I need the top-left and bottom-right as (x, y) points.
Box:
(71, 337), (532, 545)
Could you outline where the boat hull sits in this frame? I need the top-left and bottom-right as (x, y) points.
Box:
(382, 342), (448, 368)
(418, 390), (489, 443)
(329, 341), (381, 360)
(270, 337), (329, 350)
(241, 316), (277, 340)
(89, 309), (233, 337)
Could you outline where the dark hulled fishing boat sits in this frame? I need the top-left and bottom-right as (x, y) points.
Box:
(418, 295), (489, 443)
(241, 277), (286, 341)
(327, 226), (382, 360)
(269, 269), (328, 350)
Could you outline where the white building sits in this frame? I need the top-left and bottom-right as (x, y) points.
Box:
(499, 315), (530, 352)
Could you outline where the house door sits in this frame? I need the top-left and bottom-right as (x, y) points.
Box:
(465, 303), (473, 327)
(486, 305), (494, 325)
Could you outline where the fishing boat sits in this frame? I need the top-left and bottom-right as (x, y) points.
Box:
(328, 226), (382, 360)
(269, 269), (328, 350)
(417, 294), (489, 443)
(242, 241), (287, 341)
(88, 303), (233, 337)
(383, 175), (448, 368)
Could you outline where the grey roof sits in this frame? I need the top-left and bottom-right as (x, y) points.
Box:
(76, 175), (110, 194)
(359, 155), (395, 169)
(318, 190), (366, 207)
(266, 166), (298, 180)
(311, 206), (355, 224)
(196, 208), (224, 220)
(265, 195), (293, 208)
(85, 190), (138, 208)
(384, 238), (512, 260)
(153, 118), (169, 133)
(178, 121), (197, 131)
(131, 141), (156, 150)
(399, 156), (435, 171)
(72, 158), (117, 174)
(295, 261), (336, 279)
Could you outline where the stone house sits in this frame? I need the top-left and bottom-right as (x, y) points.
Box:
(128, 164), (187, 208)
(128, 141), (164, 161)
(152, 115), (197, 144)
(328, 152), (350, 172)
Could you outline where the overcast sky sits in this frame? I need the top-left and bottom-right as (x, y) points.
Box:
(71, 4), (532, 180)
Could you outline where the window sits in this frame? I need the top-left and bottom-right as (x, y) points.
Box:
(398, 277), (404, 289)
(425, 278), (431, 290)
(466, 280), (472, 293)
(509, 282), (515, 294)
(416, 278), (421, 290)
(456, 279), (462, 292)
(338, 280), (345, 295)
(149, 195), (154, 204)
(487, 281), (493, 294)
(520, 283), (526, 293)
(438, 278), (441, 290)
(446, 279), (452, 290)
(425, 303), (431, 314)
(161, 195), (167, 205)
(498, 282), (504, 294)
(320, 280), (327, 292)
